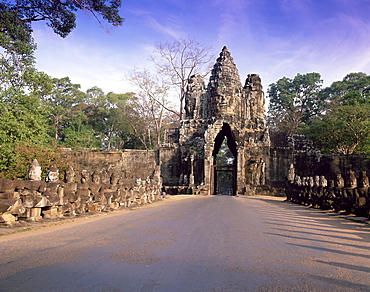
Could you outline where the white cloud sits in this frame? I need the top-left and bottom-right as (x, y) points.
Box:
(147, 16), (185, 40)
(33, 25), (152, 93)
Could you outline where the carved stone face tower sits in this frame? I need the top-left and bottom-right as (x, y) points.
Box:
(161, 47), (270, 195)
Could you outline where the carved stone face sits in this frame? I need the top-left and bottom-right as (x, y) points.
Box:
(81, 170), (89, 183)
(348, 173), (357, 188)
(29, 168), (41, 181)
(23, 195), (35, 208)
(294, 176), (302, 186)
(28, 159), (42, 181)
(101, 171), (109, 184)
(92, 172), (100, 183)
(46, 164), (59, 182)
(335, 174), (344, 188)
(110, 173), (119, 185)
(65, 166), (75, 183)
(319, 176), (327, 187)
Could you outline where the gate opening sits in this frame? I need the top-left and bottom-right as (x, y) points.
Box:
(215, 165), (234, 195)
(212, 124), (237, 195)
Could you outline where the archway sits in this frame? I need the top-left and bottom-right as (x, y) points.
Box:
(212, 124), (237, 195)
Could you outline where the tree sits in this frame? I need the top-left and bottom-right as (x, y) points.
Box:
(319, 72), (370, 107)
(267, 73), (324, 133)
(0, 71), (51, 177)
(151, 38), (214, 120)
(58, 107), (101, 150)
(41, 77), (85, 141)
(128, 69), (178, 148)
(302, 72), (370, 155)
(302, 103), (370, 154)
(0, 1), (123, 39)
(102, 92), (135, 150)
(0, 4), (36, 90)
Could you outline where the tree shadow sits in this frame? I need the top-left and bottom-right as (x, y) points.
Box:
(265, 232), (370, 251)
(286, 243), (370, 259)
(315, 260), (370, 273)
(306, 273), (370, 290)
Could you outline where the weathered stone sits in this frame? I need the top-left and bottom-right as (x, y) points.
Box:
(0, 179), (16, 199)
(0, 211), (16, 225)
(28, 159), (42, 181)
(357, 171), (369, 197)
(110, 172), (120, 185)
(101, 170), (109, 184)
(161, 46), (269, 195)
(81, 170), (90, 183)
(65, 165), (76, 183)
(42, 206), (63, 219)
(6, 199), (25, 216)
(26, 207), (42, 222)
(46, 164), (59, 182)
(22, 180), (47, 192)
(43, 182), (64, 206)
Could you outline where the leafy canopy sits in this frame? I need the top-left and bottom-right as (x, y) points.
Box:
(268, 72), (370, 155)
(267, 72), (324, 133)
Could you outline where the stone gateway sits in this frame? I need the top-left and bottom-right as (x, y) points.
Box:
(160, 47), (270, 196)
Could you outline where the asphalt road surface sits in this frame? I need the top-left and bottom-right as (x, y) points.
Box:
(0, 195), (369, 292)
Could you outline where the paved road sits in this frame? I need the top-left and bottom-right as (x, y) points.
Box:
(0, 195), (369, 292)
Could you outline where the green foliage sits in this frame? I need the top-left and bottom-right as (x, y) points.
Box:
(319, 72), (370, 106)
(0, 143), (68, 180)
(302, 103), (370, 154)
(267, 72), (324, 133)
(214, 139), (234, 195)
(0, 86), (51, 178)
(302, 73), (370, 155)
(268, 71), (370, 155)
(41, 77), (85, 141)
(0, 1), (125, 178)
(215, 138), (234, 166)
(0, 1), (123, 39)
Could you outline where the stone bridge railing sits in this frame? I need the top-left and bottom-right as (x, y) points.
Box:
(285, 171), (370, 219)
(0, 160), (163, 226)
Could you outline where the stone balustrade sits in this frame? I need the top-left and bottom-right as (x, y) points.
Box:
(285, 170), (370, 219)
(0, 160), (163, 226)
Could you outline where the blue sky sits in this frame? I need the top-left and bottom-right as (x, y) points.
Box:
(33, 0), (370, 101)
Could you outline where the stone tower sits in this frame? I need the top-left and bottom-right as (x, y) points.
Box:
(160, 47), (270, 195)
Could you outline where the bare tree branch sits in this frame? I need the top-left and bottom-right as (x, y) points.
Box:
(151, 38), (214, 119)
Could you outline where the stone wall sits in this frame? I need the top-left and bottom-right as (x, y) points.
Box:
(269, 132), (322, 187)
(315, 154), (370, 180)
(0, 149), (163, 226)
(269, 132), (370, 185)
(61, 149), (159, 184)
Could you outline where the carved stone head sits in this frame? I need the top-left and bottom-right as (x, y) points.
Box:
(46, 164), (59, 182)
(92, 171), (101, 183)
(28, 159), (42, 181)
(110, 172), (120, 185)
(65, 166), (75, 183)
(81, 170), (89, 184)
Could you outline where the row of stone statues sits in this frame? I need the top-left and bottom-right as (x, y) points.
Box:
(285, 169), (370, 218)
(0, 160), (163, 226)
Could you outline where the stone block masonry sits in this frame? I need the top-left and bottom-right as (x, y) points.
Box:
(0, 150), (163, 226)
